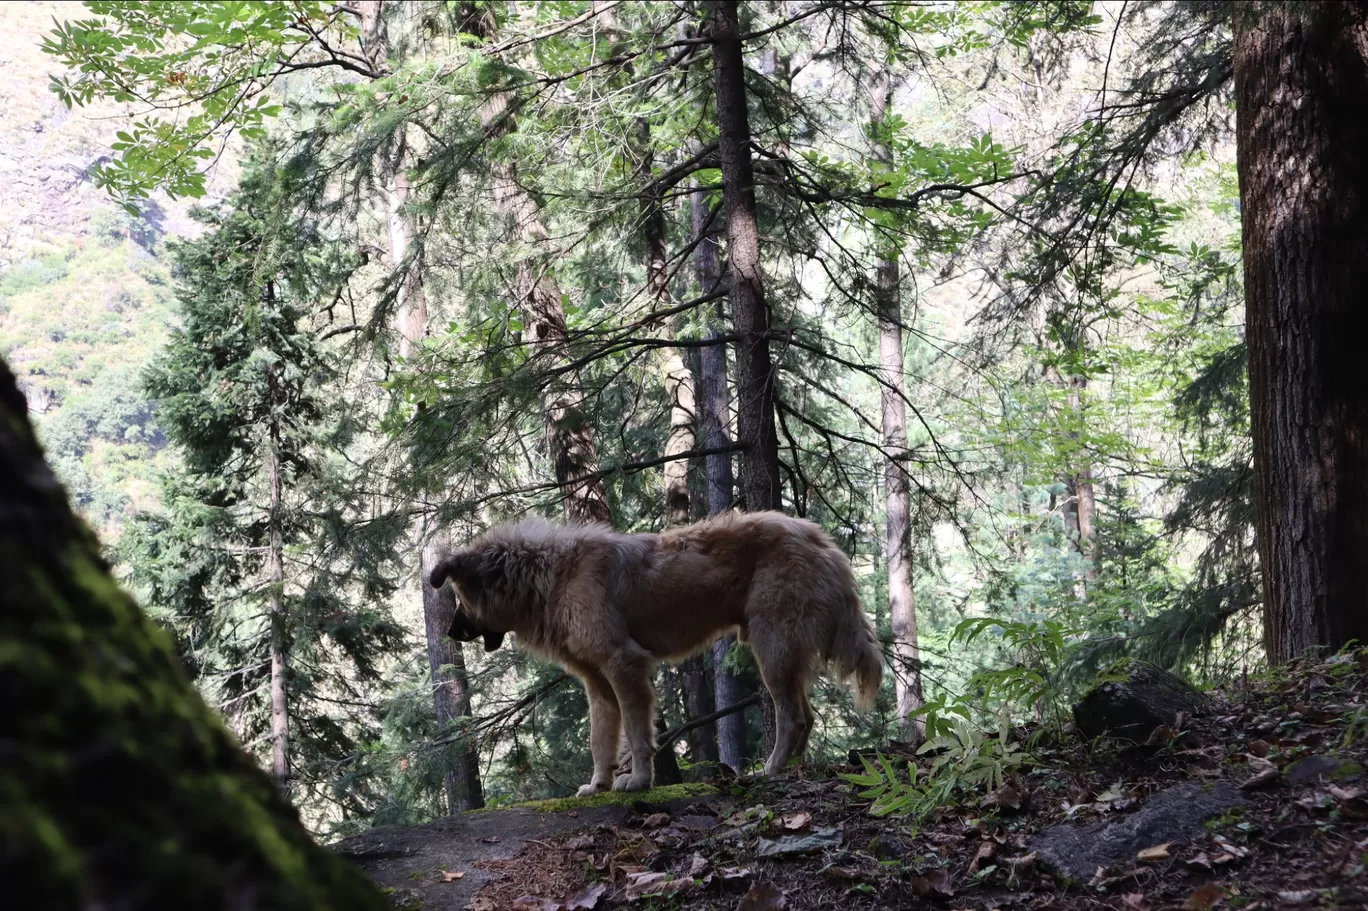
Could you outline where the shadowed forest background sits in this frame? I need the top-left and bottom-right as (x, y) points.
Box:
(7, 0), (1366, 853)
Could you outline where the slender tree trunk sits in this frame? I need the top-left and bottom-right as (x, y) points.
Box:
(693, 171), (747, 772)
(870, 71), (920, 741)
(1066, 375), (1097, 581)
(639, 120), (719, 769)
(265, 418), (289, 789)
(420, 539), (484, 810)
(1233, 2), (1368, 664)
(386, 135), (483, 811)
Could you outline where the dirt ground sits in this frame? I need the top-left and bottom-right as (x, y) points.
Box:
(340, 651), (1368, 911)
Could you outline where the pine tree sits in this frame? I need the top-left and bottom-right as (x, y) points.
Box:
(135, 151), (404, 799)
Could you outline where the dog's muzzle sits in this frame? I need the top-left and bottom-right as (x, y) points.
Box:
(447, 608), (506, 652)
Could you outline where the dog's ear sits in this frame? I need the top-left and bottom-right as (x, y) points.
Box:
(429, 546), (506, 591)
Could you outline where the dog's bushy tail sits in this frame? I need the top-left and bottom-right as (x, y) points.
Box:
(828, 560), (884, 712)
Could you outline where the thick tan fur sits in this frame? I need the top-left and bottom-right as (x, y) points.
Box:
(430, 510), (883, 795)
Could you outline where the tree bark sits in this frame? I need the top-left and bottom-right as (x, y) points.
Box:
(421, 538), (485, 810)
(711, 0), (783, 516)
(466, 3), (611, 525)
(712, 0), (782, 764)
(1066, 375), (1097, 581)
(870, 70), (920, 741)
(265, 375), (290, 789)
(386, 136), (483, 811)
(1233, 2), (1368, 664)
(639, 120), (719, 769)
(0, 356), (386, 907)
(693, 164), (748, 773)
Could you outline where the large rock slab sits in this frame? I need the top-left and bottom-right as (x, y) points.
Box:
(1073, 658), (1209, 741)
(1030, 782), (1245, 882)
(334, 792), (715, 910)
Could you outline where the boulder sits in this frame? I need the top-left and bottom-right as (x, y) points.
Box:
(1073, 658), (1208, 742)
(1031, 782), (1245, 882)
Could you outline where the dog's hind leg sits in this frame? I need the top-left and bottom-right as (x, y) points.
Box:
(795, 690), (816, 757)
(575, 667), (621, 797)
(601, 659), (656, 792)
(751, 634), (811, 778)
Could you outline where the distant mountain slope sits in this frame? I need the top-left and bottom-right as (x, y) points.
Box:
(0, 2), (237, 540)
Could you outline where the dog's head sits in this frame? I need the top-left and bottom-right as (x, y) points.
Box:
(429, 548), (512, 652)
(446, 606), (506, 653)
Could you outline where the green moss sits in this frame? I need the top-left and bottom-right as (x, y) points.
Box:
(474, 782), (718, 814)
(1080, 658), (1173, 700)
(1, 357), (388, 911)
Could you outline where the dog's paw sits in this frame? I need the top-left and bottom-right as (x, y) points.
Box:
(612, 772), (652, 792)
(576, 781), (610, 798)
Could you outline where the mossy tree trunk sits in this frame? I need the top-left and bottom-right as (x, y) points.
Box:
(0, 356), (386, 908)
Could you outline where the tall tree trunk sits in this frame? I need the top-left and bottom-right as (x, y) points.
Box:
(711, 0), (783, 516)
(1066, 375), (1097, 581)
(386, 134), (483, 811)
(463, 3), (610, 525)
(693, 172), (747, 772)
(0, 357), (387, 908)
(712, 0), (782, 763)
(639, 120), (719, 770)
(870, 71), (919, 741)
(1233, 2), (1368, 664)
(265, 417), (290, 789)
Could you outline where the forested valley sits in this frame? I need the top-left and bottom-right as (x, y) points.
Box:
(6, 2), (1368, 909)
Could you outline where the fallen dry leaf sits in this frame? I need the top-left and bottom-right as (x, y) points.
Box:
(479, 835), (502, 844)
(623, 871), (692, 900)
(823, 865), (861, 880)
(1144, 724), (1176, 747)
(737, 882), (789, 911)
(756, 827), (843, 857)
(511, 897), (559, 911)
(1120, 893), (1152, 911)
(1276, 891), (1317, 906)
(642, 812), (671, 829)
(562, 882), (608, 910)
(689, 852), (709, 876)
(1185, 882), (1224, 911)
(910, 868), (955, 898)
(983, 783), (1023, 811)
(1136, 843), (1171, 863)
(1239, 767), (1281, 790)
(968, 841), (996, 875)
(439, 870), (464, 883)
(781, 811), (811, 830)
(564, 833), (595, 851)
(614, 836), (660, 862)
(1247, 738), (1273, 757)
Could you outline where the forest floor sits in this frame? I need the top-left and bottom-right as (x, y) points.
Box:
(340, 652), (1368, 911)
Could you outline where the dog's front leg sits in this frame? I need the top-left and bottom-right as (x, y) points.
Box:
(576, 669), (621, 797)
(602, 661), (655, 792)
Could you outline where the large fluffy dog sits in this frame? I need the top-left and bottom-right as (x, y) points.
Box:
(429, 511), (883, 795)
